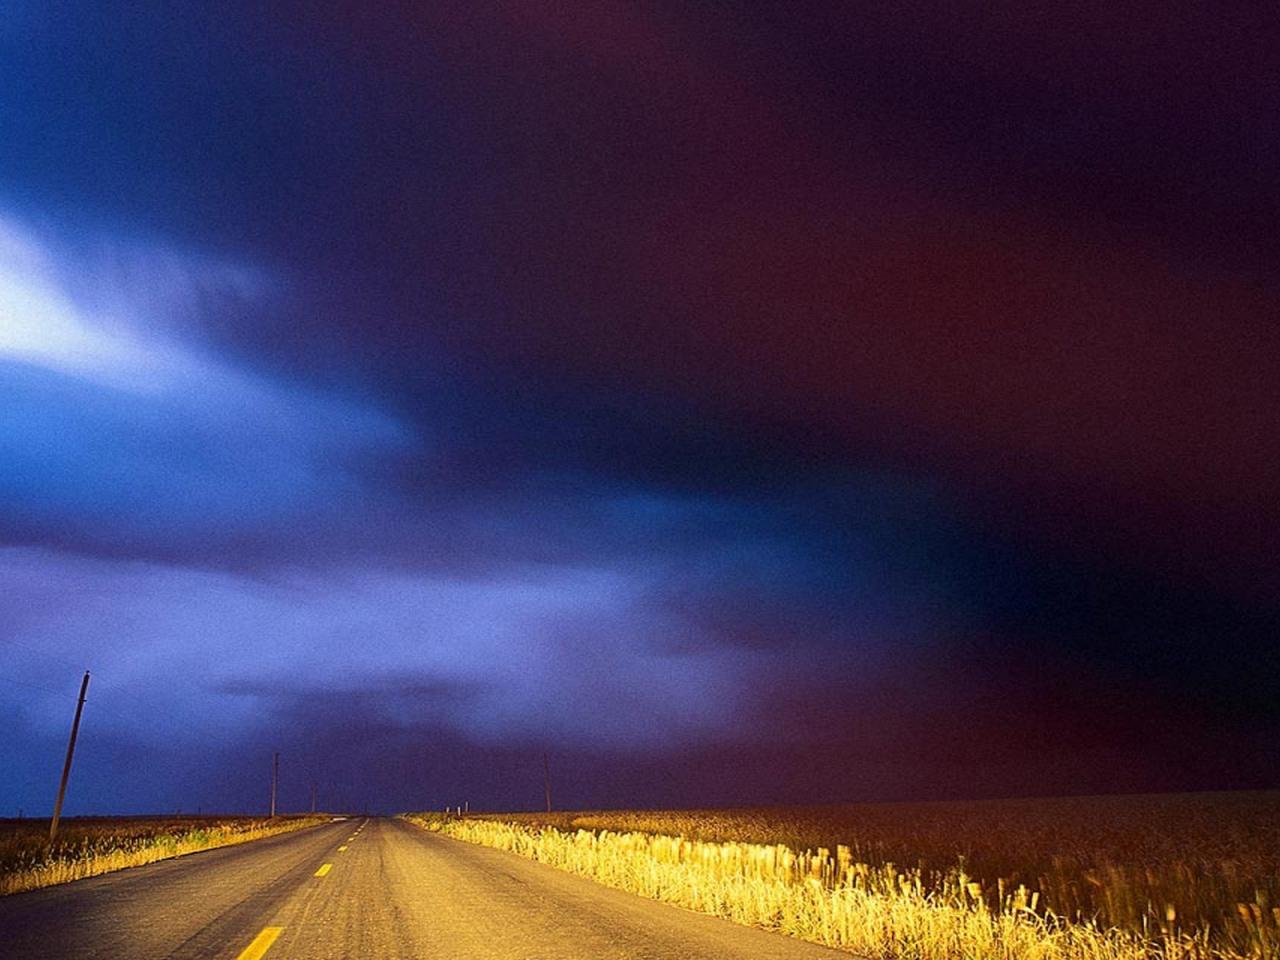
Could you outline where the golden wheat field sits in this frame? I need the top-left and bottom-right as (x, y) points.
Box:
(0, 815), (326, 895)
(407, 791), (1280, 960)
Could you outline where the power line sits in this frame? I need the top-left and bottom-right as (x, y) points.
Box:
(1, 638), (90, 673)
(0, 673), (66, 696)
(0, 671), (234, 736)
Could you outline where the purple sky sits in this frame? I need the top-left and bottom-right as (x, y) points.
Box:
(2, 2), (1278, 815)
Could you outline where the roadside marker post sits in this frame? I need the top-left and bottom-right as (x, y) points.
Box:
(269, 752), (279, 818)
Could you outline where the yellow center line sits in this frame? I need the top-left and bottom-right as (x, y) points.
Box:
(235, 927), (283, 960)
(314, 863), (333, 877)
(338, 845), (348, 851)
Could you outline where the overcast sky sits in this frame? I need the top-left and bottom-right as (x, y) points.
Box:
(2, 2), (1278, 815)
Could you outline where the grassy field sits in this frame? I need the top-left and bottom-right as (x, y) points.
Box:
(407, 790), (1280, 960)
(0, 815), (328, 895)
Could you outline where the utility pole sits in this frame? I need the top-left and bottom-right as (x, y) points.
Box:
(50, 671), (90, 843)
(543, 752), (552, 813)
(310, 781), (317, 814)
(270, 752), (279, 818)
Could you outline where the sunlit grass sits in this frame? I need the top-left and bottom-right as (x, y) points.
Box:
(406, 791), (1280, 959)
(0, 815), (327, 895)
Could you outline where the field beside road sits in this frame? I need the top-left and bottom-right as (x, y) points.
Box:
(0, 814), (327, 895)
(411, 790), (1280, 960)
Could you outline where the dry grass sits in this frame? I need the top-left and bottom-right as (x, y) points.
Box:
(406, 791), (1280, 960)
(0, 815), (327, 895)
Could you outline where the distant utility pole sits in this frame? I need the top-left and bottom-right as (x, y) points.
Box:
(270, 752), (279, 818)
(310, 782), (317, 814)
(543, 752), (552, 813)
(50, 671), (90, 843)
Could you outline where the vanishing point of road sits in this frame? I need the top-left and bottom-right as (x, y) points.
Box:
(0, 817), (847, 959)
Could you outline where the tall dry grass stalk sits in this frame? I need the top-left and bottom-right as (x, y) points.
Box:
(407, 813), (1279, 960)
(0, 816), (326, 896)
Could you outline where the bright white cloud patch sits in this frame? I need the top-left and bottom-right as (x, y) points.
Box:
(0, 214), (221, 391)
(0, 211), (412, 528)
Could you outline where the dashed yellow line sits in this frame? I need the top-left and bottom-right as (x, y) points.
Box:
(235, 927), (283, 960)
(338, 845), (348, 851)
(314, 863), (333, 877)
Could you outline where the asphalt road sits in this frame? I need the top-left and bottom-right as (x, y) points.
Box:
(0, 817), (850, 959)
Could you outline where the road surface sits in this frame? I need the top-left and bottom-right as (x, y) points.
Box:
(0, 817), (850, 959)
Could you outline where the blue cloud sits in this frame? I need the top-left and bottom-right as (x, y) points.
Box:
(0, 213), (413, 539)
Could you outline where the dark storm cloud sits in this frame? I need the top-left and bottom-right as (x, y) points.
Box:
(2, 2), (1278, 813)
